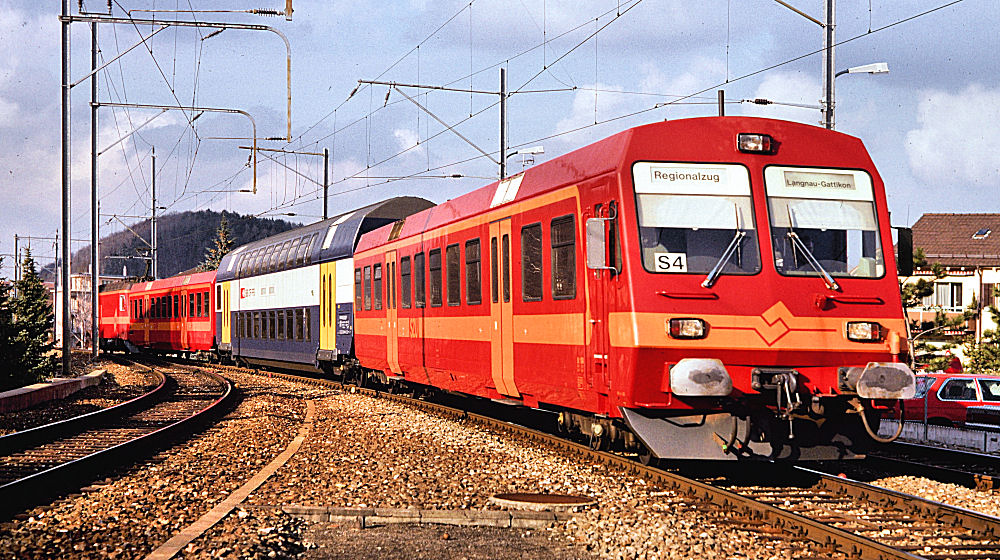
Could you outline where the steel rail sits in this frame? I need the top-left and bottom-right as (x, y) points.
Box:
(0, 364), (233, 519)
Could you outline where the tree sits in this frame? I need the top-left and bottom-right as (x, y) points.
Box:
(8, 250), (55, 387)
(0, 257), (16, 385)
(965, 285), (1000, 374)
(198, 214), (236, 272)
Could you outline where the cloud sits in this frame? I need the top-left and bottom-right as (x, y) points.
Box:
(905, 84), (1000, 187)
(393, 128), (424, 157)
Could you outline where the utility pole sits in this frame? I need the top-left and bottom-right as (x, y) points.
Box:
(61, 0), (72, 375)
(499, 67), (507, 179)
(13, 234), (19, 298)
(323, 147), (329, 220)
(151, 148), (157, 280)
(822, 0), (836, 129)
(91, 21), (100, 358)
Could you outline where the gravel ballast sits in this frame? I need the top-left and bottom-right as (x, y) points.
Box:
(4, 368), (1000, 559)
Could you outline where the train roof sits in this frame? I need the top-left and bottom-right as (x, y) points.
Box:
(216, 196), (434, 281)
(129, 270), (218, 292)
(355, 116), (872, 253)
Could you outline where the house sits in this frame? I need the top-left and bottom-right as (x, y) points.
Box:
(905, 213), (1000, 349)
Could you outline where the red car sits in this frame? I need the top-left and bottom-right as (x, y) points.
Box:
(896, 373), (1000, 426)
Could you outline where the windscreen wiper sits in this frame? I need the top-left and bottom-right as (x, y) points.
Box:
(701, 230), (746, 288)
(786, 231), (840, 291)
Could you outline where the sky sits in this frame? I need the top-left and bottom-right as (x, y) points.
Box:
(0, 0), (997, 277)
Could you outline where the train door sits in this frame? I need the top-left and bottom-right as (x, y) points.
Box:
(489, 218), (519, 397)
(221, 283), (231, 347)
(320, 261), (336, 354)
(385, 251), (401, 374)
(587, 201), (613, 393)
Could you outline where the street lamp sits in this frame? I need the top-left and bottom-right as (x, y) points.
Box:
(835, 62), (889, 78)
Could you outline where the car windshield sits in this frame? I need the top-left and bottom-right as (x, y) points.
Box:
(979, 379), (1000, 402)
(765, 167), (884, 279)
(632, 162), (760, 275)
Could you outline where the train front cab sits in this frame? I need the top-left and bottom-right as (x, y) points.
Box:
(590, 117), (916, 461)
(98, 281), (132, 352)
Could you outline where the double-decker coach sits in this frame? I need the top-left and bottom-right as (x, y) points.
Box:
(215, 197), (434, 372)
(353, 116), (916, 461)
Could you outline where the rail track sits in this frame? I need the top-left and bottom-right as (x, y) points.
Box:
(206, 362), (1000, 560)
(862, 442), (1000, 492)
(0, 360), (233, 519)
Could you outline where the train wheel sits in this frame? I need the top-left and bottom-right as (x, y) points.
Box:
(638, 445), (660, 468)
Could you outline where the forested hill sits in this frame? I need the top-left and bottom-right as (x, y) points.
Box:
(46, 210), (299, 280)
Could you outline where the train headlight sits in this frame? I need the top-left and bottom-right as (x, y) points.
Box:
(737, 133), (773, 154)
(847, 321), (883, 342)
(668, 318), (708, 339)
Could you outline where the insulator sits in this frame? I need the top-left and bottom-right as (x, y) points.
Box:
(251, 8), (281, 16)
(752, 98), (773, 105)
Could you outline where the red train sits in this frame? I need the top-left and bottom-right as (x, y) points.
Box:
(353, 116), (915, 460)
(99, 271), (217, 357)
(100, 116), (916, 461)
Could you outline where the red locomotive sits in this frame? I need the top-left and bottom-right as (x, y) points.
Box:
(353, 116), (916, 460)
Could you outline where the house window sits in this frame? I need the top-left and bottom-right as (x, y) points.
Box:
(973, 228), (991, 239)
(466, 239), (481, 305)
(414, 252), (426, 307)
(521, 223), (543, 301)
(983, 283), (998, 309)
(551, 215), (576, 300)
(401, 256), (412, 309)
(929, 282), (963, 310)
(429, 249), (442, 307)
(447, 243), (461, 306)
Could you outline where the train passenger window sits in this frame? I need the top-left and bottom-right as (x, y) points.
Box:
(286, 310), (294, 340)
(551, 215), (576, 300)
(429, 249), (442, 307)
(277, 240), (292, 271)
(491, 238), (499, 303)
(400, 257), (412, 309)
(195, 292), (202, 318)
(363, 266), (372, 311)
(521, 223), (543, 302)
(173, 295), (179, 318)
(203, 290), (210, 317)
(189, 294), (195, 317)
(296, 236), (309, 265)
(252, 312), (260, 338)
(446, 244), (461, 306)
(373, 264), (383, 310)
(466, 239), (481, 305)
(304, 233), (318, 264)
(269, 311), (277, 340)
(502, 235), (510, 303)
(414, 252), (426, 307)
(285, 239), (300, 269)
(295, 309), (304, 341)
(303, 308), (311, 341)
(277, 310), (285, 340)
(261, 246), (274, 273)
(355, 268), (363, 310)
(216, 286), (223, 312)
(260, 311), (268, 339)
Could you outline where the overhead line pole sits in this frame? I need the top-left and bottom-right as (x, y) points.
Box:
(822, 0), (836, 129)
(91, 21), (100, 358)
(61, 0), (72, 375)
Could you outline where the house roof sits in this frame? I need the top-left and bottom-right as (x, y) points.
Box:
(913, 213), (1000, 268)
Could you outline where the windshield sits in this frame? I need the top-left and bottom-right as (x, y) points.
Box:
(766, 166), (884, 278)
(632, 162), (760, 275)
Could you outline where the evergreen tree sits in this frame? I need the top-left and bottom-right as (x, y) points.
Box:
(198, 215), (236, 271)
(0, 257), (16, 387)
(10, 250), (55, 387)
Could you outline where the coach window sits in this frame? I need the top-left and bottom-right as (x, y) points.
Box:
(304, 233), (318, 264)
(173, 295), (179, 317)
(414, 252), (426, 307)
(295, 236), (308, 265)
(189, 293), (196, 317)
(285, 310), (294, 340)
(303, 308), (311, 341)
(490, 238), (499, 303)
(400, 257), (412, 308)
(466, 239), (481, 305)
(446, 244), (461, 306)
(203, 290), (210, 317)
(216, 286), (223, 312)
(363, 266), (372, 311)
(269, 311), (277, 340)
(285, 239), (300, 269)
(551, 215), (576, 299)
(502, 234), (511, 302)
(373, 264), (383, 310)
(354, 268), (363, 310)
(277, 310), (285, 340)
(252, 311), (260, 338)
(521, 223), (543, 301)
(195, 292), (202, 318)
(260, 246), (274, 273)
(429, 249), (442, 307)
(294, 309), (304, 341)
